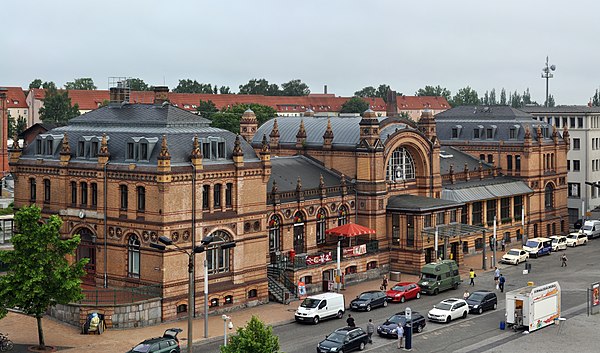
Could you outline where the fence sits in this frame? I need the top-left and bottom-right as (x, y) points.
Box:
(80, 284), (162, 305)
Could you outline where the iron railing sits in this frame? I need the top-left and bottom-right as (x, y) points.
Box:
(283, 240), (380, 270)
(79, 284), (162, 305)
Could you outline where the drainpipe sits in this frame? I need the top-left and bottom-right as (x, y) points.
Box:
(429, 142), (434, 197)
(103, 161), (109, 288)
(191, 162), (197, 317)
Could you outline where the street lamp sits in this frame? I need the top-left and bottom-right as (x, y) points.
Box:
(541, 56), (556, 107)
(150, 235), (221, 353)
(222, 314), (234, 346)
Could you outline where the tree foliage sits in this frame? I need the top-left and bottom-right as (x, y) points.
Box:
(415, 85), (451, 102)
(340, 97), (370, 114)
(354, 86), (377, 98)
(127, 78), (150, 91)
(281, 79), (310, 96)
(238, 79), (280, 96)
(7, 112), (27, 139)
(593, 89), (600, 107)
(29, 79), (43, 89)
(173, 79), (215, 94)
(0, 206), (87, 349)
(219, 86), (232, 94)
(545, 94), (556, 107)
(220, 316), (281, 353)
(39, 86), (80, 124)
(500, 88), (507, 105)
(211, 103), (277, 133)
(197, 100), (219, 120)
(64, 78), (96, 90)
(450, 86), (479, 107)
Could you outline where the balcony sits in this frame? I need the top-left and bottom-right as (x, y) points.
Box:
(281, 240), (380, 270)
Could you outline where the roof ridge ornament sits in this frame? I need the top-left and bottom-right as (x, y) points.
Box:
(158, 134), (171, 160)
(191, 134), (201, 159)
(60, 133), (70, 155)
(233, 135), (244, 156)
(98, 133), (109, 157)
(270, 118), (280, 138)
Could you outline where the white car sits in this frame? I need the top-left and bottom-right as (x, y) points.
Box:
(501, 249), (529, 265)
(427, 298), (468, 323)
(550, 235), (567, 251)
(566, 232), (588, 247)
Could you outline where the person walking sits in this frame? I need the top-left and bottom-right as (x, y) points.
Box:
(395, 324), (404, 349)
(366, 319), (375, 344)
(346, 314), (356, 328)
(494, 267), (500, 287)
(463, 289), (470, 300)
(469, 268), (476, 286)
(498, 274), (506, 293)
(381, 275), (389, 291)
(561, 254), (568, 267)
(501, 238), (506, 251)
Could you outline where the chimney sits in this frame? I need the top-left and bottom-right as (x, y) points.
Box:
(324, 85), (328, 94)
(109, 87), (126, 104)
(153, 86), (169, 105)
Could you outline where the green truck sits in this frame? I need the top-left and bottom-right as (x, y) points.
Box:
(417, 260), (461, 295)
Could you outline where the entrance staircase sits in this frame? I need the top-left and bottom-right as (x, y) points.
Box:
(267, 264), (297, 304)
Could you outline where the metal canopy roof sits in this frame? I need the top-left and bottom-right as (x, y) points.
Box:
(421, 223), (488, 239)
(441, 178), (533, 203)
(387, 194), (463, 212)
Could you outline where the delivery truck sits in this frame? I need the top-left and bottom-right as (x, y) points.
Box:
(505, 281), (561, 332)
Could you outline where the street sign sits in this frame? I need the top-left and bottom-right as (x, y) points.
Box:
(406, 307), (412, 321)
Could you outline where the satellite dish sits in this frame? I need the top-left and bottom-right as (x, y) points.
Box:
(550, 65), (556, 71)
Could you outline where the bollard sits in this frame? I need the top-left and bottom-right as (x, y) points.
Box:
(405, 323), (412, 350)
(500, 321), (506, 330)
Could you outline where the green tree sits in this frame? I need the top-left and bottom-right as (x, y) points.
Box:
(489, 89), (497, 105)
(29, 79), (43, 89)
(509, 90), (523, 108)
(238, 79), (280, 96)
(42, 81), (56, 90)
(219, 86), (231, 94)
(64, 78), (96, 90)
(39, 86), (80, 124)
(127, 78), (149, 91)
(198, 100), (218, 119)
(377, 84), (392, 103)
(592, 89), (600, 107)
(481, 91), (489, 105)
(0, 206), (87, 350)
(340, 97), (370, 114)
(281, 79), (310, 96)
(211, 103), (277, 133)
(450, 86), (479, 107)
(354, 86), (377, 98)
(7, 112), (27, 139)
(500, 88), (507, 105)
(546, 94), (556, 107)
(173, 79), (214, 94)
(220, 316), (280, 353)
(415, 85), (452, 102)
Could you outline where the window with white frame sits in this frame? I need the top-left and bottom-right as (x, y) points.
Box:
(386, 147), (415, 182)
(128, 235), (140, 278)
(206, 230), (232, 275)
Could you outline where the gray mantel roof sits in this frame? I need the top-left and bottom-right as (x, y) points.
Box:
(520, 106), (600, 114)
(435, 105), (556, 142)
(20, 103), (258, 165)
(268, 155), (343, 192)
(439, 146), (492, 175)
(252, 116), (411, 149)
(387, 195), (463, 212)
(441, 176), (533, 203)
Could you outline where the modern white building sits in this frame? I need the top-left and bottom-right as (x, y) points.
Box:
(522, 106), (600, 225)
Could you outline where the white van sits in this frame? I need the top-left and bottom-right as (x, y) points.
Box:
(295, 292), (345, 324)
(523, 237), (552, 258)
(550, 235), (567, 251)
(581, 220), (600, 239)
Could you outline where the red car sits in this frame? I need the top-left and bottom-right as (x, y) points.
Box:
(386, 282), (421, 303)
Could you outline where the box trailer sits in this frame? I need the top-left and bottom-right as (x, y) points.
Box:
(505, 281), (561, 332)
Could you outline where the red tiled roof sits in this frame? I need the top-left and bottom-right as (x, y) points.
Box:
(29, 89), (449, 113)
(1, 87), (28, 108)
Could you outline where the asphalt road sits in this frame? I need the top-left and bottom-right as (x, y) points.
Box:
(195, 239), (600, 353)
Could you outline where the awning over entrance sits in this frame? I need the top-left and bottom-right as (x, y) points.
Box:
(421, 223), (488, 239)
(441, 177), (533, 203)
(325, 222), (376, 237)
(387, 194), (463, 212)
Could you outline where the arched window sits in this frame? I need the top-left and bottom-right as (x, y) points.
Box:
(128, 234), (140, 278)
(316, 209), (327, 245)
(338, 206), (349, 226)
(137, 186), (146, 212)
(293, 212), (305, 254)
(268, 215), (282, 253)
(545, 183), (554, 210)
(206, 230), (232, 275)
(386, 147), (415, 182)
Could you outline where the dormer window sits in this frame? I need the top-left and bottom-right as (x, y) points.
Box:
(126, 137), (158, 162)
(77, 136), (106, 159)
(36, 134), (64, 156)
(91, 141), (99, 158)
(127, 143), (135, 160)
(451, 128), (458, 139)
(509, 128), (516, 139)
(77, 141), (85, 157)
(140, 142), (148, 160)
(486, 128), (493, 139)
(200, 137), (226, 160)
(36, 138), (43, 154)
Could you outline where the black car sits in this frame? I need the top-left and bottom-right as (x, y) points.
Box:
(126, 328), (182, 353)
(377, 311), (426, 337)
(349, 290), (388, 311)
(466, 290), (498, 314)
(317, 327), (369, 353)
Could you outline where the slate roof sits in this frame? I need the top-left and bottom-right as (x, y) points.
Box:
(268, 156), (342, 192)
(387, 194), (463, 212)
(441, 177), (533, 203)
(439, 146), (492, 175)
(520, 106), (600, 114)
(252, 116), (411, 148)
(435, 106), (555, 142)
(19, 104), (258, 165)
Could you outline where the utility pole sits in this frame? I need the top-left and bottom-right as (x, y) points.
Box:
(541, 56), (556, 107)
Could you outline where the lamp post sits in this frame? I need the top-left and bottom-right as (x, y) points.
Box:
(150, 235), (220, 353)
(541, 56), (556, 107)
(222, 314), (233, 346)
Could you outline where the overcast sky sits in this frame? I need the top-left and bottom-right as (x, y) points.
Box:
(3, 0), (600, 105)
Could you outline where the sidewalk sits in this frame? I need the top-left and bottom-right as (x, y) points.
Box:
(0, 252), (504, 352)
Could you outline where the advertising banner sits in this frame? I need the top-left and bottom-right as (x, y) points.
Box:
(343, 244), (367, 257)
(592, 283), (599, 307)
(306, 251), (333, 265)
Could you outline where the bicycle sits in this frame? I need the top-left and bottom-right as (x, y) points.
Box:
(0, 333), (14, 352)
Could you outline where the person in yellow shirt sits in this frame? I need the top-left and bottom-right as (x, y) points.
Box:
(469, 268), (476, 286)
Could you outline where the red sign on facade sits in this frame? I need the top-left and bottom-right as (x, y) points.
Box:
(343, 244), (367, 258)
(306, 252), (333, 265)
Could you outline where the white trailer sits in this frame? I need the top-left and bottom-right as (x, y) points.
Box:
(505, 282), (561, 332)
